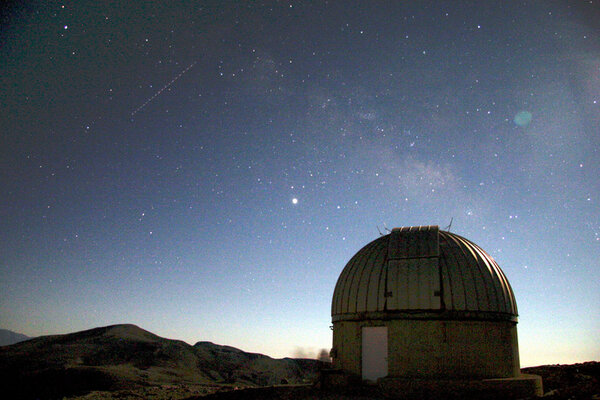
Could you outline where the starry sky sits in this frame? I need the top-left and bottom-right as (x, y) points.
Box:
(1, 1), (599, 366)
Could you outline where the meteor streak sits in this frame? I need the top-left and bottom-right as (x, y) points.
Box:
(131, 61), (197, 116)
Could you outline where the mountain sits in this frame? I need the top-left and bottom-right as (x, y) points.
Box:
(0, 324), (324, 400)
(193, 341), (322, 386)
(0, 329), (30, 346)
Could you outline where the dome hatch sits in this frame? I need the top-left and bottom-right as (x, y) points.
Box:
(331, 226), (517, 322)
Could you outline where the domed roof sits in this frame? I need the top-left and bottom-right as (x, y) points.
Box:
(332, 226), (517, 322)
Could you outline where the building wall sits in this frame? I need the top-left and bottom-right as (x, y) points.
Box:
(332, 319), (520, 379)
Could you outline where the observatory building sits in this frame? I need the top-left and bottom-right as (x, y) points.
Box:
(329, 225), (542, 397)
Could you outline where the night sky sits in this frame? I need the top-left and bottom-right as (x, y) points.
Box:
(1, 1), (599, 366)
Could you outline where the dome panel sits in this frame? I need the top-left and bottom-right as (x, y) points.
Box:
(363, 241), (387, 312)
(331, 226), (518, 322)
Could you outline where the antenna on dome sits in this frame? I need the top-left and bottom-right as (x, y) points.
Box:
(383, 223), (392, 233)
(444, 217), (454, 232)
(377, 225), (384, 236)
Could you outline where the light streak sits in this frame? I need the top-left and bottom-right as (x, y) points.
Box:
(131, 61), (197, 116)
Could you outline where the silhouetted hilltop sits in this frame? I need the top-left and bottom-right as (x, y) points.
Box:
(0, 324), (324, 400)
(0, 328), (30, 346)
(194, 341), (321, 386)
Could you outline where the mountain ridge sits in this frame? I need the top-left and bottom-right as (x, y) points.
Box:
(0, 323), (324, 400)
(0, 328), (30, 346)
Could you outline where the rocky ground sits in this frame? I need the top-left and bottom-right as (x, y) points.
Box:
(523, 362), (600, 400)
(63, 362), (599, 400)
(65, 384), (381, 400)
(64, 384), (231, 400)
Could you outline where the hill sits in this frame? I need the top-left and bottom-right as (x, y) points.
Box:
(193, 341), (321, 386)
(0, 324), (324, 400)
(523, 362), (600, 399)
(0, 328), (30, 346)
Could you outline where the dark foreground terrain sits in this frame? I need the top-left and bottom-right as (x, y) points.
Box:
(183, 363), (600, 400)
(62, 362), (600, 400)
(1, 324), (597, 399)
(70, 363), (600, 400)
(522, 362), (600, 400)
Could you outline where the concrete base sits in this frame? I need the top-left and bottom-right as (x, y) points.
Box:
(333, 319), (521, 379)
(379, 374), (543, 399)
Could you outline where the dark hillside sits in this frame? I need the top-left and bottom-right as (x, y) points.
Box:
(0, 324), (323, 400)
(194, 341), (321, 386)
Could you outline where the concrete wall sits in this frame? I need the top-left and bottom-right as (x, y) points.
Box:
(332, 319), (520, 379)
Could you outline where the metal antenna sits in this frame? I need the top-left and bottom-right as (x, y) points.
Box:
(444, 217), (454, 232)
(377, 225), (384, 236)
(383, 223), (392, 233)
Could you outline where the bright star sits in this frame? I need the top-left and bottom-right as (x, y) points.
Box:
(292, 198), (298, 205)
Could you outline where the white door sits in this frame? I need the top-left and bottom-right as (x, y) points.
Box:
(361, 326), (388, 381)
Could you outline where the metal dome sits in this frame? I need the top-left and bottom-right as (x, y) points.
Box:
(331, 226), (517, 322)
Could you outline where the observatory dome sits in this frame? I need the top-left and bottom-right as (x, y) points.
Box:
(327, 225), (542, 396)
(332, 225), (517, 322)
